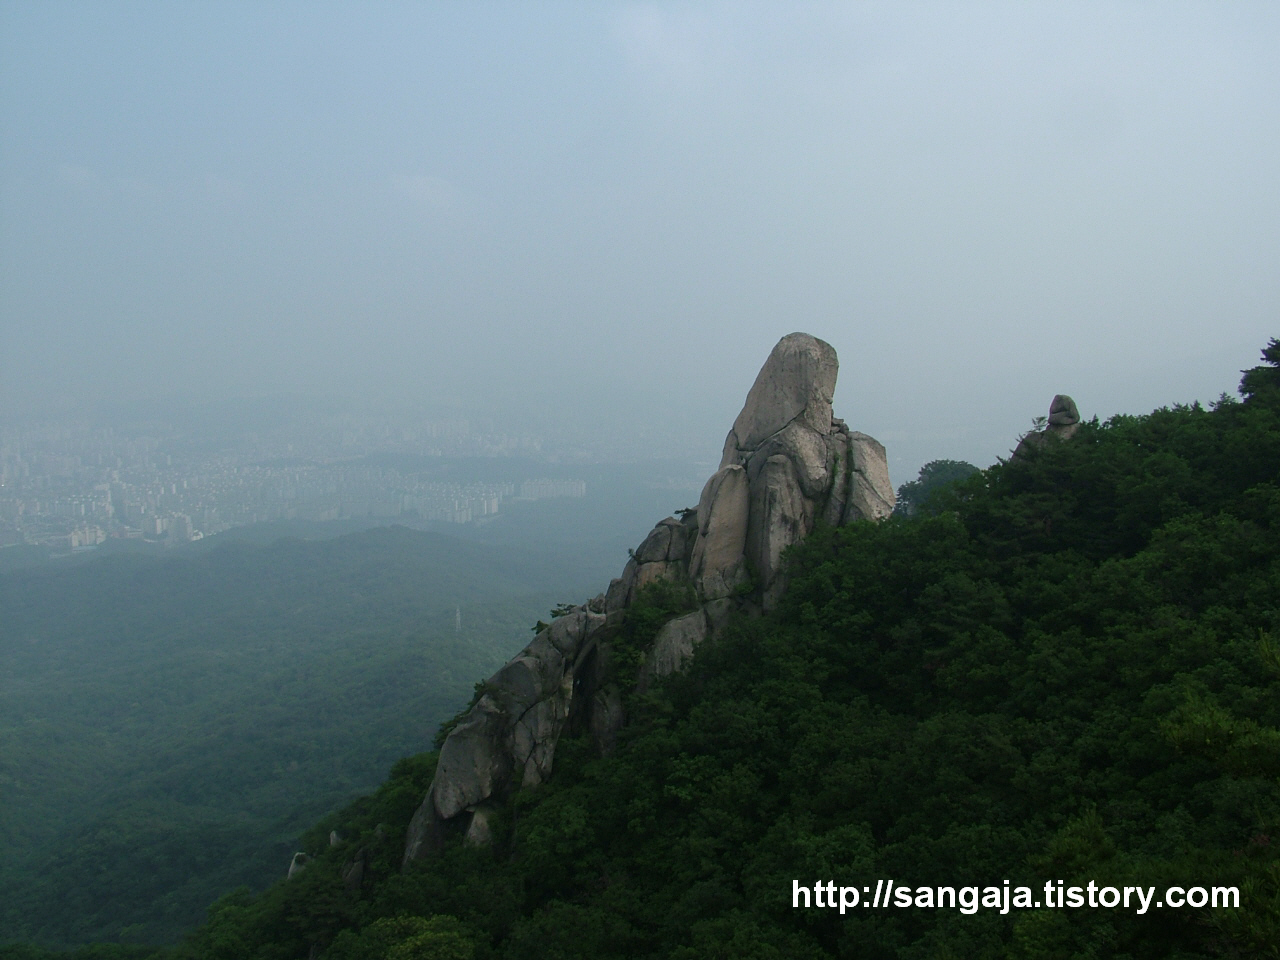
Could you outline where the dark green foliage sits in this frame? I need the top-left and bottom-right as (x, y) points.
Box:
(326, 914), (474, 960)
(165, 753), (445, 960)
(0, 947), (166, 960)
(0, 527), (567, 948)
(22, 341), (1280, 957)
(1239, 338), (1280, 401)
(894, 460), (981, 516)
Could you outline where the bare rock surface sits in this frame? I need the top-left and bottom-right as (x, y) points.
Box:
(403, 332), (894, 864)
(1047, 394), (1082, 440)
(721, 333), (839, 461)
(1013, 394), (1084, 458)
(688, 464), (750, 600)
(746, 454), (809, 608)
(1048, 394), (1079, 426)
(642, 609), (709, 682)
(431, 697), (511, 820)
(699, 333), (892, 607)
(845, 433), (895, 522)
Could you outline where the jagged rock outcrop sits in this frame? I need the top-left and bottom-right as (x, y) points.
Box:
(341, 847), (368, 893)
(1013, 394), (1082, 459)
(403, 333), (894, 864)
(1048, 394), (1081, 436)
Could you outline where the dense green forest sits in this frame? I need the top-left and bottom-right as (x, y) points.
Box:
(893, 459), (980, 516)
(0, 527), (583, 946)
(8, 341), (1280, 958)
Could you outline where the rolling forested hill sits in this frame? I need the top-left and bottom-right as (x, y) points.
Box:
(0, 526), (587, 946)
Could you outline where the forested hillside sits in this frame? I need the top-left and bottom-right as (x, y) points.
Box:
(9, 340), (1280, 959)
(0, 527), (577, 947)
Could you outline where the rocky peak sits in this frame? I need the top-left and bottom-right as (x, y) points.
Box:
(697, 333), (893, 608)
(403, 333), (895, 864)
(1047, 394), (1081, 435)
(720, 332), (839, 462)
(1013, 393), (1082, 458)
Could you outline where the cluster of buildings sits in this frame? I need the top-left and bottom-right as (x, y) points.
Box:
(0, 417), (586, 554)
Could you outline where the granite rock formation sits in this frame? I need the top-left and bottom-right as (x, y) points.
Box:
(1048, 394), (1081, 435)
(403, 333), (894, 864)
(1013, 394), (1082, 458)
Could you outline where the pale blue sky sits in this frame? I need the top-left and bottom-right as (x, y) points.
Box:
(2, 2), (1278, 477)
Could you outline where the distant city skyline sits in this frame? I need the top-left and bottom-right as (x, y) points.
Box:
(0, 409), (601, 552)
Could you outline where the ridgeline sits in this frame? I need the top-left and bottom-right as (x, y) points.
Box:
(6, 339), (1280, 959)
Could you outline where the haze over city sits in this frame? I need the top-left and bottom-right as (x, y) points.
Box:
(3, 2), (1278, 478)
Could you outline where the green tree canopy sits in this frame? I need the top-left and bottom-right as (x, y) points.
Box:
(893, 459), (980, 516)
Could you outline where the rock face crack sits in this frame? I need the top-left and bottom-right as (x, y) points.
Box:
(402, 332), (895, 864)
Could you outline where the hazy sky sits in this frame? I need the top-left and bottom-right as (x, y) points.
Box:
(2, 2), (1278, 477)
